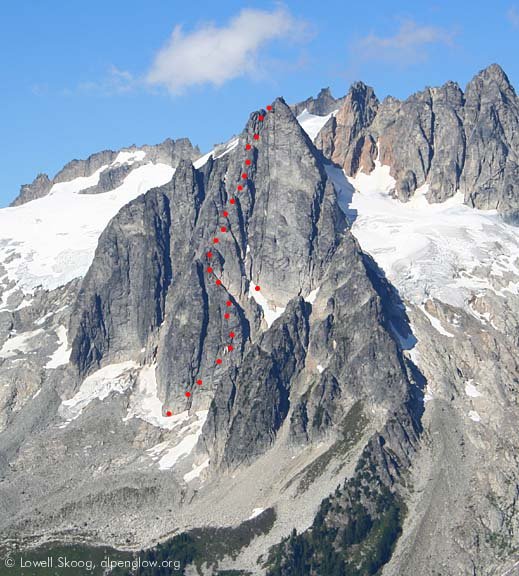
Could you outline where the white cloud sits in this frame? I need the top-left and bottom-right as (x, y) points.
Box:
(354, 20), (456, 65)
(508, 6), (519, 27)
(77, 65), (135, 96)
(146, 8), (307, 94)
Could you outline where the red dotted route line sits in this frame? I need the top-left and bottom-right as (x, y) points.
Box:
(165, 104), (274, 415)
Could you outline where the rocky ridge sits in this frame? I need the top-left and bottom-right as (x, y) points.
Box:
(316, 63), (519, 222)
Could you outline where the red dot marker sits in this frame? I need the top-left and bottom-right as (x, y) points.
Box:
(255, 285), (261, 291)
(223, 210), (229, 217)
(166, 410), (172, 417)
(253, 134), (260, 140)
(216, 279), (222, 286)
(237, 184), (243, 191)
(241, 173), (248, 180)
(230, 198), (236, 205)
(207, 266), (213, 273)
(228, 344), (234, 352)
(185, 391), (191, 398)
(245, 143), (252, 150)
(258, 115), (264, 121)
(220, 226), (227, 233)
(213, 237), (219, 244)
(216, 358), (222, 365)
(245, 159), (251, 166)
(224, 312), (230, 319)
(229, 331), (235, 339)
(266, 105), (273, 111)
(226, 300), (232, 307)
(196, 379), (203, 386)
(206, 251), (213, 258)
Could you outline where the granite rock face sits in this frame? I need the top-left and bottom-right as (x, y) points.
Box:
(69, 187), (173, 374)
(461, 64), (519, 221)
(81, 163), (133, 195)
(313, 64), (519, 220)
(67, 97), (415, 474)
(316, 81), (379, 176)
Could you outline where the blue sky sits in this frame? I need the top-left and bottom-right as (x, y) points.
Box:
(0, 0), (518, 206)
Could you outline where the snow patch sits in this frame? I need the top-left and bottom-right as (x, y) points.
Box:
(248, 282), (285, 328)
(183, 458), (210, 483)
(193, 138), (239, 169)
(45, 325), (70, 369)
(193, 150), (214, 169)
(49, 166), (107, 196)
(59, 361), (138, 422)
(35, 305), (69, 326)
(215, 138), (239, 159)
(304, 287), (320, 304)
(297, 109), (337, 141)
(465, 380), (482, 398)
(248, 507), (265, 520)
(124, 364), (190, 430)
(419, 305), (455, 338)
(468, 410), (481, 422)
(147, 411), (208, 471)
(0, 329), (44, 358)
(316, 364), (324, 374)
(113, 150), (146, 165)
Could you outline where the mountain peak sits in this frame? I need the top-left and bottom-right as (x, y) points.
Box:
(467, 63), (515, 94)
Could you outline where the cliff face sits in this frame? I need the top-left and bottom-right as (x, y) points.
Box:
(68, 99), (413, 472)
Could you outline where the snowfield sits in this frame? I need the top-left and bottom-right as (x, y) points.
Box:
(325, 159), (519, 311)
(0, 157), (175, 298)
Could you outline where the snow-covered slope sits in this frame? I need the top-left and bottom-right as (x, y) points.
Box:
(325, 161), (519, 310)
(0, 157), (174, 303)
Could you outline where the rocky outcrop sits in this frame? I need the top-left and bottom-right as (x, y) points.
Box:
(53, 149), (117, 184)
(314, 64), (519, 221)
(10, 173), (52, 206)
(461, 64), (519, 221)
(316, 82), (379, 176)
(81, 163), (133, 194)
(142, 137), (201, 165)
(291, 87), (345, 117)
